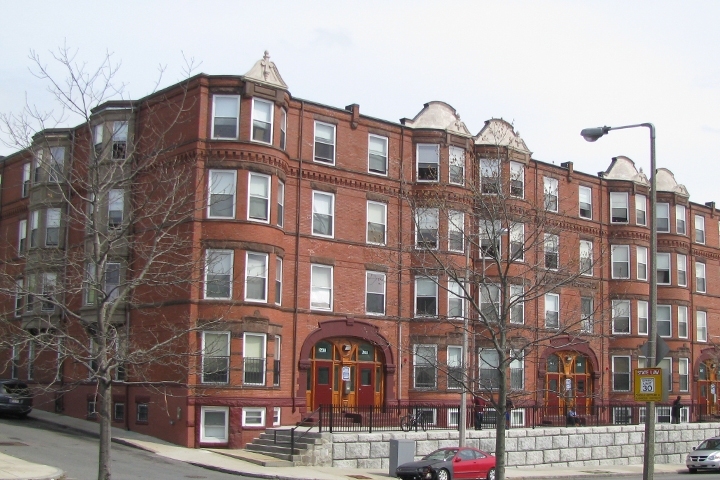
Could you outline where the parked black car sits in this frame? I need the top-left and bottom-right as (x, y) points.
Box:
(0, 380), (32, 418)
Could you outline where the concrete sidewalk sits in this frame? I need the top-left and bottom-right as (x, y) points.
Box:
(4, 410), (690, 480)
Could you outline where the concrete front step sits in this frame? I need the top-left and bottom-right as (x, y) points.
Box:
(255, 434), (323, 446)
(207, 448), (295, 467)
(245, 443), (302, 457)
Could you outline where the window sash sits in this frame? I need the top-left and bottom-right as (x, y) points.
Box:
(311, 265), (333, 310)
(510, 285), (524, 324)
(205, 250), (233, 299)
(579, 186), (592, 218)
(448, 280), (465, 319)
(678, 254), (687, 286)
(243, 333), (266, 385)
(202, 332), (230, 383)
(657, 253), (671, 284)
(696, 263), (706, 293)
(448, 211), (464, 252)
(636, 195), (647, 225)
(245, 253), (268, 302)
(277, 181), (284, 228)
(208, 170), (236, 218)
(414, 345), (437, 388)
(314, 122), (335, 163)
(612, 300), (631, 334)
(449, 146), (464, 185)
(637, 246), (648, 281)
(544, 294), (559, 329)
(676, 205), (686, 234)
(544, 234), (559, 269)
(580, 240), (592, 276)
(656, 203), (670, 232)
(212, 96), (240, 139)
(312, 192), (334, 237)
(416, 144), (439, 182)
(581, 297), (593, 333)
(658, 305), (672, 337)
(366, 272), (386, 315)
(108, 190), (124, 228)
(544, 177), (558, 211)
(480, 158), (500, 194)
(696, 215), (706, 243)
(367, 202), (387, 245)
(698, 312), (708, 342)
(251, 98), (273, 144)
(612, 246), (630, 279)
(510, 161), (524, 197)
(612, 356), (631, 391)
(638, 300), (648, 335)
(201, 407), (229, 442)
(368, 135), (388, 175)
(415, 277), (438, 316)
(678, 306), (688, 338)
(610, 192), (628, 223)
(416, 208), (439, 249)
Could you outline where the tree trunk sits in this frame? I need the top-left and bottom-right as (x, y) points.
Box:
(98, 380), (113, 480)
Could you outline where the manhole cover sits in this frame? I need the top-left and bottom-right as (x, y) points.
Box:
(0, 442), (28, 446)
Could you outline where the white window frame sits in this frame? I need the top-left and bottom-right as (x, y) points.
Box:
(49, 146), (64, 182)
(612, 356), (631, 392)
(544, 177), (558, 212)
(611, 245), (630, 279)
(656, 203), (670, 233)
(41, 272), (56, 312)
(612, 299), (631, 335)
(416, 144), (439, 182)
(448, 280), (465, 319)
(637, 246), (648, 281)
(415, 208), (439, 249)
(695, 215), (706, 244)
(111, 122), (128, 160)
(311, 191), (335, 238)
(544, 234), (559, 270)
(638, 300), (648, 335)
(636, 194), (647, 226)
(248, 173), (271, 223)
(696, 262), (707, 293)
(242, 407), (266, 427)
(30, 211), (39, 248)
(415, 277), (438, 317)
(510, 223), (524, 261)
(580, 240), (592, 276)
(579, 186), (592, 219)
(45, 208), (61, 246)
(544, 293), (559, 329)
(275, 258), (283, 306)
(581, 296), (593, 333)
(510, 350), (525, 391)
(14, 278), (23, 317)
(698, 311), (708, 342)
(510, 285), (524, 325)
(277, 181), (285, 228)
(313, 121), (336, 164)
(657, 252), (671, 285)
(480, 283), (500, 322)
(510, 161), (524, 198)
(367, 201), (387, 245)
(204, 250), (233, 300)
(243, 332), (267, 386)
(279, 108), (287, 150)
(22, 163), (30, 197)
(201, 331), (230, 384)
(211, 95), (240, 140)
(108, 189), (124, 229)
(480, 158), (500, 194)
(677, 254), (687, 287)
(251, 98), (274, 144)
(413, 344), (437, 389)
(448, 146), (465, 185)
(676, 204), (686, 234)
(610, 192), (629, 223)
(18, 219), (27, 255)
(273, 407), (281, 426)
(479, 349), (500, 391)
(448, 210), (464, 253)
(447, 345), (463, 390)
(207, 170), (237, 219)
(658, 305), (672, 338)
(480, 220), (502, 259)
(679, 358), (689, 392)
(245, 252), (268, 302)
(105, 262), (121, 302)
(366, 271), (386, 316)
(368, 134), (388, 176)
(200, 406), (229, 443)
(678, 305), (688, 339)
(310, 264), (333, 311)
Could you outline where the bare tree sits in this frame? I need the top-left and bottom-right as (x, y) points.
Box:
(0, 46), (211, 480)
(398, 119), (605, 480)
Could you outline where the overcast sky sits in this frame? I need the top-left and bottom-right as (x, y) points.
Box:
(1, 1), (718, 204)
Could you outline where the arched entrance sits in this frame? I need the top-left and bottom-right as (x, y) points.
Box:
(297, 318), (396, 411)
(545, 352), (594, 414)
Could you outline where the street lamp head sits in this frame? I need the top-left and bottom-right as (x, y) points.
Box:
(580, 126), (611, 142)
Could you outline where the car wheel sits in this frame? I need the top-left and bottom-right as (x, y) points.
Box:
(436, 468), (450, 480)
(487, 468), (496, 480)
(689, 468), (697, 474)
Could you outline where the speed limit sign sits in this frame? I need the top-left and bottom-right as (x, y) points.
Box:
(634, 368), (663, 402)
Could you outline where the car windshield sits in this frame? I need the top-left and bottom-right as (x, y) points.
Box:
(698, 439), (720, 450)
(424, 449), (458, 461)
(2, 383), (30, 396)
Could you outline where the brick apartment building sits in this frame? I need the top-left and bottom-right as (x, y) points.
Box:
(1, 52), (719, 448)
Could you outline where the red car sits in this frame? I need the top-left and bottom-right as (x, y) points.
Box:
(396, 446), (496, 480)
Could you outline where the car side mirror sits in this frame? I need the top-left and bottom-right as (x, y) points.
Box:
(454, 457), (462, 463)
(693, 447), (696, 451)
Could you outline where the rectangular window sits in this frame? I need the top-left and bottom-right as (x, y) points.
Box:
(368, 135), (388, 175)
(610, 192), (628, 223)
(544, 234), (559, 270)
(480, 220), (501, 258)
(415, 277), (438, 317)
(415, 208), (438, 249)
(480, 158), (500, 194)
(251, 98), (273, 144)
(111, 122), (128, 160)
(242, 407), (266, 427)
(658, 305), (672, 337)
(656, 203), (670, 232)
(201, 406), (229, 443)
(367, 201), (387, 245)
(33, 150), (42, 183)
(280, 108), (287, 150)
(612, 245), (630, 279)
(314, 121), (336, 164)
(245, 252), (268, 302)
(698, 311), (708, 342)
(612, 356), (631, 391)
(638, 300), (648, 335)
(15, 278), (23, 317)
(275, 258), (282, 305)
(212, 95), (240, 139)
(416, 144), (439, 182)
(676, 205), (686, 234)
(277, 181), (284, 228)
(11, 345), (19, 379)
(696, 262), (706, 293)
(449, 146), (464, 185)
(114, 403), (125, 422)
(579, 186), (592, 219)
(243, 333), (266, 385)
(580, 240), (592, 276)
(108, 189), (124, 229)
(366, 271), (386, 315)
(310, 264), (333, 311)
(678, 306), (688, 338)
(94, 124), (104, 152)
(45, 208), (61, 246)
(208, 170), (237, 219)
(677, 254), (687, 286)
(447, 346), (463, 390)
(679, 358), (689, 392)
(22, 163), (30, 197)
(30, 211), (38, 248)
(248, 173), (271, 222)
(479, 349), (500, 390)
(612, 300), (631, 334)
(545, 293), (559, 329)
(636, 194), (647, 226)
(657, 253), (671, 285)
(510, 223), (524, 261)
(480, 284), (500, 322)
(18, 219), (27, 255)
(510, 350), (524, 390)
(49, 146), (64, 182)
(26, 275), (35, 313)
(637, 246), (648, 281)
(312, 191), (334, 237)
(85, 263), (96, 305)
(41, 272), (57, 312)
(544, 177), (558, 211)
(510, 285), (524, 324)
(696, 215), (706, 244)
(87, 397), (96, 417)
(414, 344), (437, 389)
(448, 280), (464, 319)
(273, 407), (281, 426)
(273, 335), (281, 387)
(448, 210), (464, 252)
(581, 297), (593, 333)
(105, 263), (120, 302)
(204, 250), (233, 299)
(202, 331), (230, 383)
(510, 161), (524, 198)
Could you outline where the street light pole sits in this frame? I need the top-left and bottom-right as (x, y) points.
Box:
(581, 123), (657, 480)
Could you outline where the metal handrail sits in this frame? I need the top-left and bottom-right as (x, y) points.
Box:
(273, 406), (323, 460)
